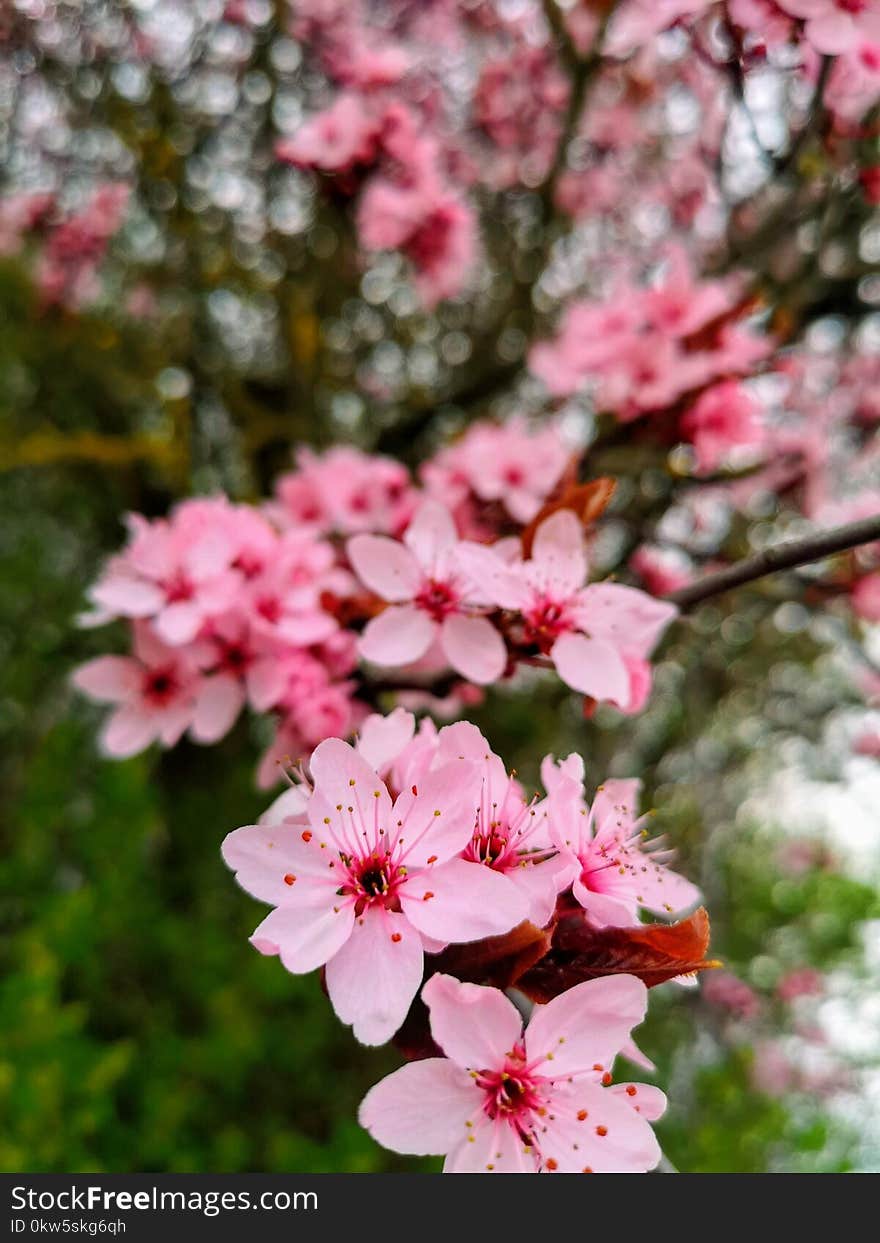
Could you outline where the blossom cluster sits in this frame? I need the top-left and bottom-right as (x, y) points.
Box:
(73, 421), (678, 782)
(222, 714), (700, 1171)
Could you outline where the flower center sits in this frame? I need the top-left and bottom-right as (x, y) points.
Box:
(143, 667), (178, 705)
(415, 577), (459, 621)
(164, 573), (194, 604)
(337, 849), (404, 915)
(838, 0), (865, 13)
(476, 1049), (546, 1138)
(523, 597), (572, 648)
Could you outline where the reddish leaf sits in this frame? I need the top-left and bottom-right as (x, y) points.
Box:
(521, 477), (616, 557)
(516, 907), (720, 1001)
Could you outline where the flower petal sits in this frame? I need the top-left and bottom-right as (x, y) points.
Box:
(422, 973), (523, 1070)
(393, 760), (482, 867)
(191, 674), (243, 743)
(222, 822), (335, 906)
(440, 614), (506, 685)
(308, 737), (393, 844)
(538, 1081), (661, 1173)
(346, 534), (420, 602)
(101, 706), (157, 757)
(403, 499), (457, 570)
(72, 656), (139, 703)
(359, 605), (436, 667)
(324, 907), (424, 1045)
(444, 1114), (537, 1172)
(356, 707), (415, 775)
(608, 1082), (667, 1122)
(250, 901), (354, 975)
(525, 974), (648, 1077)
(551, 632), (630, 702)
(531, 509), (587, 596)
(359, 1059), (481, 1156)
(400, 858), (527, 943)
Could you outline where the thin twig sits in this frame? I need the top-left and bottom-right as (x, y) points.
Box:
(666, 514), (880, 612)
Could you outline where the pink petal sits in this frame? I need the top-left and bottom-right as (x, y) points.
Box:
(155, 601), (204, 645)
(627, 861), (701, 919)
(359, 604), (436, 666)
(71, 656), (139, 703)
(444, 1114), (537, 1172)
(308, 738), (393, 844)
(359, 1058), (481, 1155)
(90, 575), (164, 618)
(400, 858), (527, 943)
(324, 907), (424, 1045)
(608, 1082), (667, 1122)
(592, 779), (642, 844)
(571, 882), (637, 927)
(191, 674), (244, 743)
(346, 534), (420, 602)
(356, 707), (415, 775)
(246, 658), (289, 712)
(619, 1035), (656, 1074)
(538, 1082), (661, 1173)
(804, 14), (858, 55)
(403, 499), (457, 570)
(525, 974), (648, 1077)
(551, 632), (630, 701)
(157, 703), (194, 747)
(392, 760), (482, 867)
(506, 859), (569, 928)
(440, 614), (506, 685)
(455, 543), (530, 611)
(422, 973), (523, 1070)
(101, 706), (157, 757)
(259, 785), (309, 826)
(222, 822), (335, 906)
(435, 720), (494, 764)
(531, 509), (587, 596)
(576, 582), (677, 653)
(250, 901), (354, 975)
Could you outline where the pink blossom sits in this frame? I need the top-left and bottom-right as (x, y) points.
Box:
(347, 500), (507, 686)
(273, 446), (415, 535)
(434, 723), (569, 927)
(851, 572), (880, 620)
(777, 0), (880, 55)
(630, 544), (693, 596)
(275, 94), (381, 173)
(421, 416), (571, 525)
(242, 530), (344, 647)
(222, 739), (524, 1043)
(458, 510), (677, 708)
(702, 971), (760, 1020)
(680, 381), (765, 475)
(73, 622), (201, 757)
(359, 972), (664, 1172)
(777, 968), (823, 1002)
(85, 506), (241, 645)
(545, 762), (700, 926)
(728, 0), (796, 46)
(604, 0), (716, 58)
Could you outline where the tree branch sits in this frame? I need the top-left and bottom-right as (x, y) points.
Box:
(666, 513), (880, 612)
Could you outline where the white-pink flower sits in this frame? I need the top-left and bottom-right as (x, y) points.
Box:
(359, 972), (664, 1172)
(545, 762), (701, 927)
(458, 510), (678, 708)
(221, 738), (525, 1044)
(72, 621), (201, 757)
(777, 0), (880, 55)
(347, 500), (507, 686)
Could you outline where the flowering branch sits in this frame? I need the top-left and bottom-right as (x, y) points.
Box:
(666, 513), (880, 613)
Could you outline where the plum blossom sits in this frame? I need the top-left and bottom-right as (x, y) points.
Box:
(434, 723), (569, 928)
(73, 621), (201, 757)
(347, 500), (507, 686)
(680, 380), (766, 475)
(545, 761), (700, 927)
(421, 416), (572, 526)
(777, 0), (880, 54)
(359, 972), (664, 1173)
(457, 510), (677, 708)
(273, 446), (416, 535)
(222, 738), (525, 1044)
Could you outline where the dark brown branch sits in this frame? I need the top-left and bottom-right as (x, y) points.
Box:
(666, 513), (880, 612)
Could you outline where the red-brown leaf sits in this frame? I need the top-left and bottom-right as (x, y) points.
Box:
(521, 477), (617, 557)
(516, 907), (719, 1001)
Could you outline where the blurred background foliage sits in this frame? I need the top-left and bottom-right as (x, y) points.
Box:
(2, 0), (880, 1174)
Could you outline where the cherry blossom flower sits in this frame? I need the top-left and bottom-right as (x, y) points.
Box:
(777, 0), (880, 55)
(73, 621), (201, 757)
(273, 446), (415, 535)
(275, 94), (382, 173)
(458, 510), (677, 708)
(545, 760), (700, 927)
(85, 509), (241, 645)
(680, 380), (766, 475)
(421, 416), (572, 525)
(347, 500), (507, 686)
(434, 722), (569, 927)
(359, 972), (664, 1172)
(222, 738), (525, 1044)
